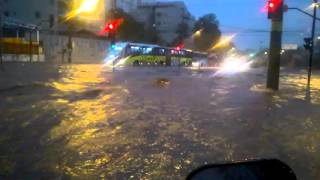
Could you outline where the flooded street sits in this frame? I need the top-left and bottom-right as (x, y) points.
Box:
(1, 64), (320, 180)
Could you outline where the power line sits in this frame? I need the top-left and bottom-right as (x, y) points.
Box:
(221, 30), (306, 33)
(220, 24), (310, 33)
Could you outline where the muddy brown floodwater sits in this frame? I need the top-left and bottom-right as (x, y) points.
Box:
(0, 64), (320, 180)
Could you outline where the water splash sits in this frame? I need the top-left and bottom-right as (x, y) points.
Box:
(212, 55), (253, 77)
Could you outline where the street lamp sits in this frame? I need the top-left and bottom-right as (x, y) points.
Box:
(193, 29), (203, 37)
(311, 2), (320, 8)
(65, 0), (101, 20)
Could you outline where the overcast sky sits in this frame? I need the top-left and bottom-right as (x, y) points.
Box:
(162, 0), (318, 50)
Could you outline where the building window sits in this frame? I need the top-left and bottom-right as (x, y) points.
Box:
(4, 11), (9, 17)
(35, 11), (41, 19)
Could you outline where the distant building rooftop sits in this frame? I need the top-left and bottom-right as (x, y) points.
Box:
(3, 17), (38, 30)
(139, 1), (186, 8)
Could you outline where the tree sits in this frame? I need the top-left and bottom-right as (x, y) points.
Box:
(106, 9), (161, 44)
(172, 22), (190, 46)
(193, 13), (221, 52)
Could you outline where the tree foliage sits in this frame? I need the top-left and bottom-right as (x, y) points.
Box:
(193, 13), (221, 52)
(106, 9), (160, 44)
(172, 22), (190, 46)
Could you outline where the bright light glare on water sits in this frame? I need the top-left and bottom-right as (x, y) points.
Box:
(218, 56), (252, 74)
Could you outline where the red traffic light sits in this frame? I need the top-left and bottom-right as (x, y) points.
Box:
(267, 0), (283, 20)
(175, 44), (184, 51)
(108, 23), (114, 30)
(268, 2), (275, 8)
(97, 18), (124, 36)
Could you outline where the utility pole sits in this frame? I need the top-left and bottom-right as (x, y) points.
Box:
(307, 0), (318, 87)
(0, 0), (4, 66)
(29, 31), (33, 63)
(67, 31), (72, 63)
(267, 0), (284, 90)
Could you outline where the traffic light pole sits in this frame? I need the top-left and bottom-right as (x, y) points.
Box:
(307, 0), (318, 87)
(288, 7), (320, 21)
(267, 3), (284, 90)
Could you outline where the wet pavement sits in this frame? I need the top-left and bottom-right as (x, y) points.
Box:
(1, 64), (320, 180)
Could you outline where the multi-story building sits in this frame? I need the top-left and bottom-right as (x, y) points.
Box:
(2, 0), (194, 45)
(2, 0), (57, 30)
(132, 1), (195, 45)
(105, 0), (155, 13)
(2, 0), (106, 32)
